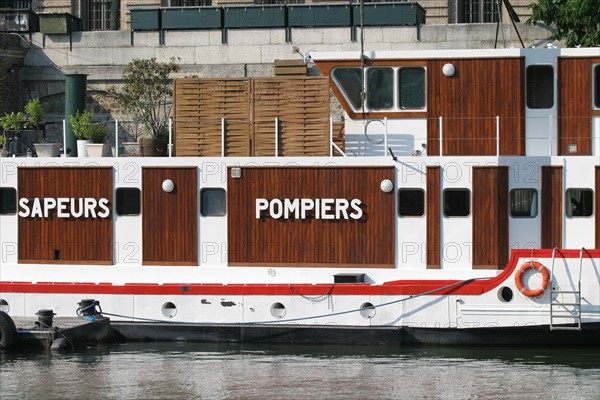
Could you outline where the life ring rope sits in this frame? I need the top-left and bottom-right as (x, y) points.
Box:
(515, 260), (551, 297)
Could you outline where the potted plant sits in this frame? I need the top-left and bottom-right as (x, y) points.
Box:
(0, 135), (6, 157)
(86, 122), (109, 157)
(25, 98), (59, 157)
(69, 110), (92, 157)
(0, 111), (26, 154)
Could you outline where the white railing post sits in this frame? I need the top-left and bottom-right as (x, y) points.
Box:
(62, 119), (67, 157)
(115, 119), (119, 157)
(548, 114), (553, 156)
(329, 117), (333, 157)
(275, 117), (279, 157)
(221, 118), (225, 157)
(168, 117), (173, 157)
(439, 116), (443, 156)
(384, 117), (388, 155)
(496, 115), (500, 156)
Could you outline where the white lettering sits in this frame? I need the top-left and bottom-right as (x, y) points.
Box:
(17, 197), (111, 219)
(270, 199), (283, 219)
(97, 198), (110, 218)
(85, 198), (97, 218)
(256, 198), (364, 220)
(349, 199), (363, 219)
(300, 198), (314, 218)
(335, 198), (349, 219)
(57, 198), (69, 218)
(18, 198), (30, 217)
(284, 198), (299, 219)
(256, 198), (269, 218)
(31, 198), (43, 218)
(321, 198), (334, 220)
(71, 198), (84, 218)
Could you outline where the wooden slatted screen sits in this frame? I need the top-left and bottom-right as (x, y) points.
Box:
(426, 166), (440, 269)
(174, 78), (251, 156)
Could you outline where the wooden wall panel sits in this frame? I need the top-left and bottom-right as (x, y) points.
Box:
(174, 79), (251, 156)
(227, 167), (395, 267)
(541, 166), (563, 249)
(18, 167), (113, 264)
(142, 167), (197, 265)
(472, 166), (509, 269)
(557, 57), (600, 155)
(426, 166), (440, 269)
(252, 77), (330, 156)
(427, 57), (525, 156)
(596, 167), (600, 249)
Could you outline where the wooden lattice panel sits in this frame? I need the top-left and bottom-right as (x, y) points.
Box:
(174, 78), (251, 156)
(253, 77), (330, 156)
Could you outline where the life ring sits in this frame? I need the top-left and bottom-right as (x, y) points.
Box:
(0, 311), (17, 350)
(515, 261), (550, 297)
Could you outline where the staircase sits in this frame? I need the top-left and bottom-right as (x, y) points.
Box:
(549, 247), (583, 331)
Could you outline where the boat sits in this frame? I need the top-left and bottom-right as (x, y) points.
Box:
(1, 46), (599, 346)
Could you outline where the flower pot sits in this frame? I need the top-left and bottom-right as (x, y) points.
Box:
(140, 138), (168, 157)
(34, 143), (62, 157)
(121, 142), (139, 156)
(77, 140), (90, 157)
(86, 143), (110, 157)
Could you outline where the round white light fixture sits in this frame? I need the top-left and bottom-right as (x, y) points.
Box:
(162, 179), (175, 193)
(442, 63), (456, 77)
(380, 179), (393, 193)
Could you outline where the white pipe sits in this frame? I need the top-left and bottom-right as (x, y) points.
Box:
(384, 117), (388, 154)
(329, 117), (333, 157)
(115, 119), (119, 157)
(168, 117), (173, 158)
(439, 116), (443, 156)
(275, 117), (279, 157)
(221, 118), (225, 157)
(496, 115), (500, 156)
(548, 115), (553, 156)
(62, 119), (67, 157)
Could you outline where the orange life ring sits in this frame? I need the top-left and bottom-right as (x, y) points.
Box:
(515, 261), (550, 297)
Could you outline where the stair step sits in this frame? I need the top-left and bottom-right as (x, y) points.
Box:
(550, 326), (582, 331)
(551, 303), (581, 306)
(551, 315), (581, 319)
(552, 291), (580, 294)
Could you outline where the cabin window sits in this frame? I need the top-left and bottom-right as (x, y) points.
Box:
(201, 188), (226, 217)
(332, 67), (363, 110)
(0, 188), (17, 215)
(594, 65), (600, 109)
(566, 188), (593, 217)
(398, 189), (425, 217)
(526, 65), (554, 109)
(398, 67), (426, 109)
(367, 68), (394, 110)
(443, 189), (470, 217)
(510, 189), (538, 218)
(116, 188), (141, 216)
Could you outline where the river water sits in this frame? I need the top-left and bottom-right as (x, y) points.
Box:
(1, 343), (598, 399)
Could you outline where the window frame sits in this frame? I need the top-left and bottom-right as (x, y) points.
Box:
(593, 64), (600, 110)
(565, 188), (594, 218)
(443, 188), (471, 218)
(509, 188), (538, 218)
(398, 188), (425, 217)
(200, 188), (227, 217)
(0, 187), (17, 215)
(115, 187), (141, 216)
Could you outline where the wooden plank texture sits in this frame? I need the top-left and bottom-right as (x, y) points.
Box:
(541, 166), (563, 249)
(18, 167), (113, 264)
(472, 166), (509, 269)
(426, 166), (440, 269)
(142, 167), (198, 265)
(227, 167), (395, 267)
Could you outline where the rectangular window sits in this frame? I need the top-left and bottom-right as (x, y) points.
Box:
(594, 65), (600, 109)
(167, 0), (212, 6)
(526, 65), (554, 109)
(566, 188), (593, 217)
(85, 0), (119, 31)
(0, 187), (17, 215)
(332, 67), (363, 110)
(459, 0), (499, 23)
(116, 188), (141, 216)
(444, 189), (470, 217)
(201, 188), (226, 216)
(510, 189), (538, 218)
(398, 189), (424, 217)
(399, 67), (426, 109)
(367, 67), (394, 110)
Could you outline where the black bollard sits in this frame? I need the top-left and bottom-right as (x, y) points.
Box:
(78, 299), (98, 317)
(36, 309), (56, 328)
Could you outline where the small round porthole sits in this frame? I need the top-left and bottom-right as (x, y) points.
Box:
(0, 299), (9, 313)
(498, 287), (513, 303)
(161, 302), (177, 318)
(270, 302), (286, 319)
(359, 302), (376, 319)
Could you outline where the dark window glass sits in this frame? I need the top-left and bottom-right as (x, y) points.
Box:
(116, 188), (141, 216)
(85, 0), (120, 31)
(566, 188), (593, 217)
(399, 67), (426, 109)
(169, 0), (212, 6)
(594, 65), (600, 108)
(332, 67), (363, 110)
(459, 0), (499, 23)
(510, 189), (538, 218)
(0, 188), (17, 215)
(367, 67), (393, 110)
(201, 188), (226, 216)
(526, 65), (554, 109)
(444, 189), (470, 217)
(398, 189), (425, 217)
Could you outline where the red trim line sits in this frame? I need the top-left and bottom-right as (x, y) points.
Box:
(1, 249), (598, 297)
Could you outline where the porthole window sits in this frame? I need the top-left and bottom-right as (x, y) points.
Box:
(443, 189), (470, 217)
(201, 188), (226, 217)
(526, 65), (554, 109)
(0, 188), (17, 215)
(510, 189), (538, 218)
(116, 188), (141, 216)
(270, 302), (286, 319)
(398, 188), (425, 217)
(566, 188), (593, 217)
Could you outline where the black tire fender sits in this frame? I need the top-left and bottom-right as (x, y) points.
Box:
(0, 311), (17, 350)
